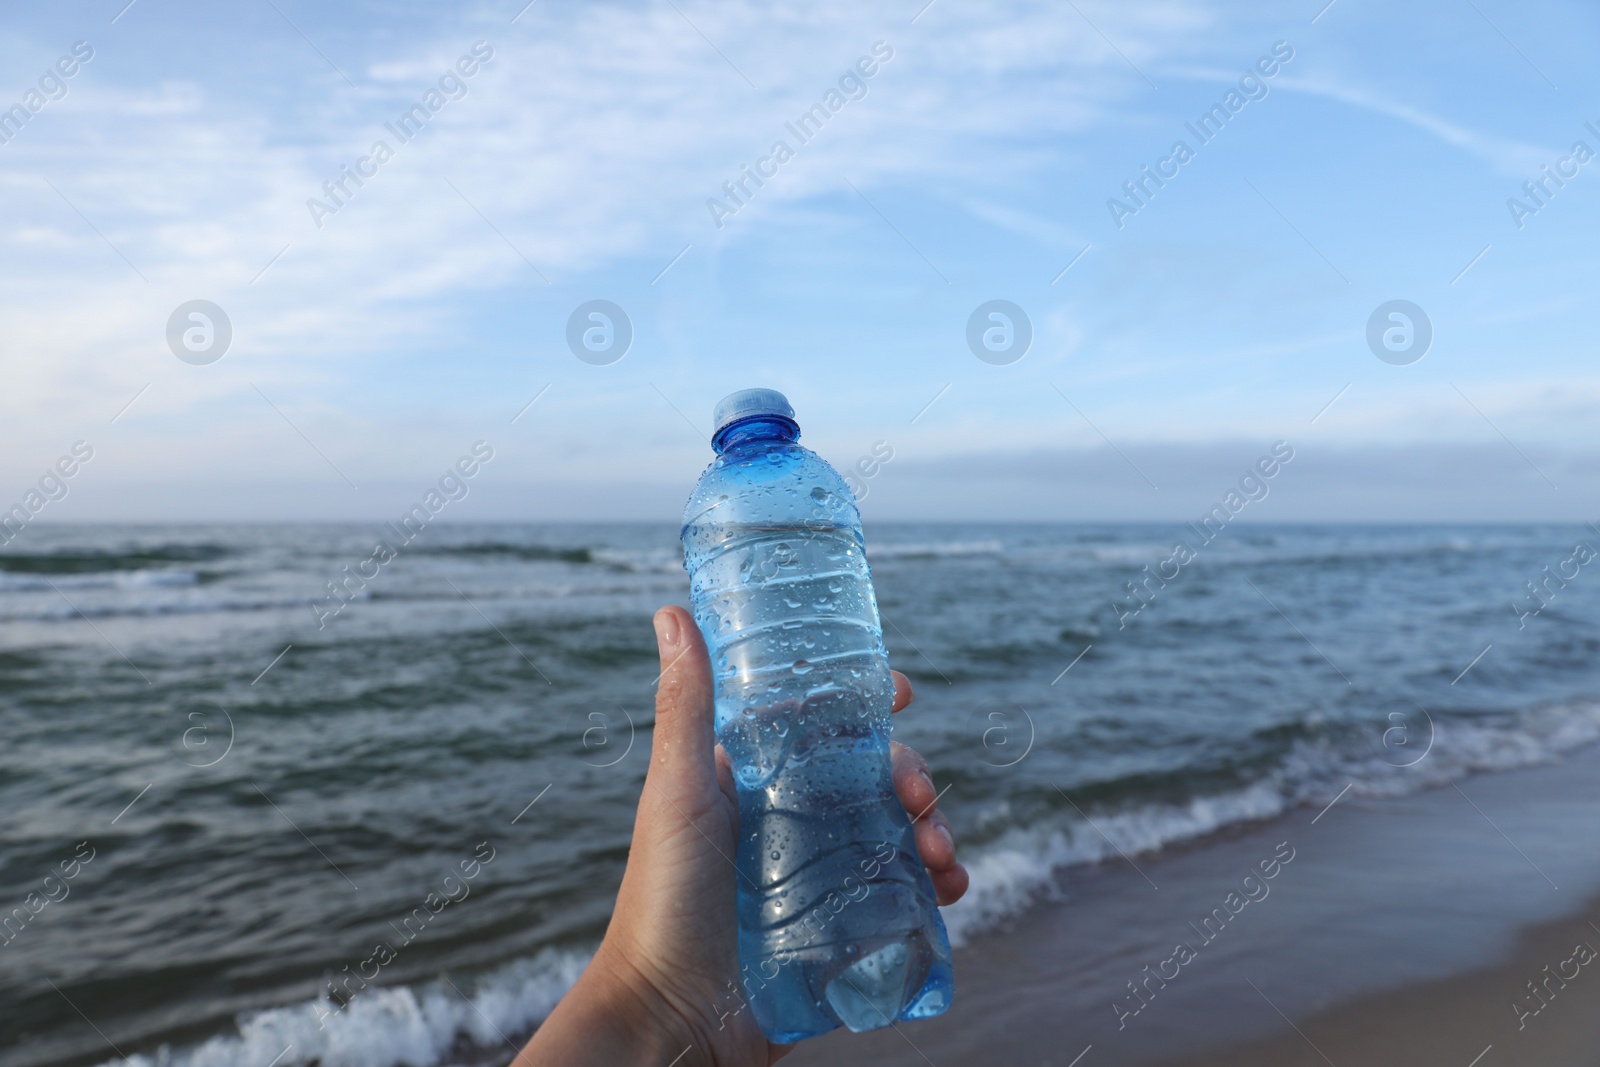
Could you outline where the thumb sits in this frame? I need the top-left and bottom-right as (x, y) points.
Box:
(648, 606), (719, 798)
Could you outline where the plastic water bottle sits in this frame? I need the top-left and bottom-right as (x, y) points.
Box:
(680, 388), (954, 1042)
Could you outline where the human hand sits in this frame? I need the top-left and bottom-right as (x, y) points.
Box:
(517, 605), (967, 1066)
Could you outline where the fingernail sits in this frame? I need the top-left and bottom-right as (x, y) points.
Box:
(920, 770), (934, 794)
(936, 821), (954, 852)
(654, 609), (681, 648)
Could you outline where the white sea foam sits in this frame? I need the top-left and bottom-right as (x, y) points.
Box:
(589, 546), (682, 573)
(943, 782), (1287, 946)
(0, 592), (306, 622)
(104, 950), (590, 1067)
(1011, 532), (1501, 572)
(867, 540), (1004, 561)
(1282, 700), (1600, 804)
(943, 700), (1600, 946)
(0, 568), (201, 592)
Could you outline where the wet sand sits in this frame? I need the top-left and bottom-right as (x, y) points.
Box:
(1158, 896), (1600, 1067)
(786, 743), (1600, 1067)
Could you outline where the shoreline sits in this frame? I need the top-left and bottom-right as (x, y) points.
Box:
(38, 745), (1600, 1067)
(788, 741), (1600, 1066)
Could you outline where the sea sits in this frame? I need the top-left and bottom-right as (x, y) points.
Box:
(3, 522), (1599, 1067)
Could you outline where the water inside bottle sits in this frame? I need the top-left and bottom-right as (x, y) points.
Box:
(683, 518), (953, 1039)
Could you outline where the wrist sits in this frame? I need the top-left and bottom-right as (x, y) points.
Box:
(520, 940), (700, 1066)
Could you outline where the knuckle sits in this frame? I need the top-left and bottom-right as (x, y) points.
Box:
(655, 671), (686, 711)
(897, 744), (930, 778)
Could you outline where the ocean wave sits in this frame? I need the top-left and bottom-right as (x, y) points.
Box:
(867, 540), (1004, 561)
(589, 547), (682, 573)
(1281, 699), (1600, 803)
(0, 579), (687, 622)
(0, 543), (228, 574)
(1162, 534), (1501, 571)
(943, 784), (1287, 946)
(0, 568), (202, 592)
(104, 950), (590, 1067)
(1079, 543), (1181, 564)
(416, 542), (685, 575)
(1205, 535), (1503, 571)
(415, 543), (596, 565)
(0, 589), (307, 621)
(942, 699), (1600, 946)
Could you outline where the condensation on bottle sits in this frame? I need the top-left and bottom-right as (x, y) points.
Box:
(680, 388), (954, 1042)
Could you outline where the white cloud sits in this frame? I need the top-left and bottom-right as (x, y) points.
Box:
(1, 0), (1596, 518)
(1270, 75), (1552, 176)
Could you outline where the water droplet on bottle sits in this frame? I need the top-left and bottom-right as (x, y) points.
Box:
(792, 659), (813, 674)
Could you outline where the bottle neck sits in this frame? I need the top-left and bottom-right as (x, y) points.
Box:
(713, 416), (799, 454)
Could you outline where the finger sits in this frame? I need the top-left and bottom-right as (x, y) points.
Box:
(912, 810), (958, 872)
(890, 670), (914, 714)
(889, 742), (967, 903)
(909, 802), (967, 904)
(930, 862), (969, 906)
(608, 609), (735, 980)
(890, 741), (936, 821)
(647, 606), (718, 796)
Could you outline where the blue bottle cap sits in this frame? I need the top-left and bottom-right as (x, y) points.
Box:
(712, 388), (797, 449)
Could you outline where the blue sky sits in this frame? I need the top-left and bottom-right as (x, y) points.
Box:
(1, 0), (1597, 522)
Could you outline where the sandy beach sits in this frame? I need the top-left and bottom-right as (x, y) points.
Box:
(789, 742), (1600, 1067)
(1163, 900), (1600, 1067)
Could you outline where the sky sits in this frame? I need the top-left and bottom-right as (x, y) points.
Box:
(1, 0), (1597, 523)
